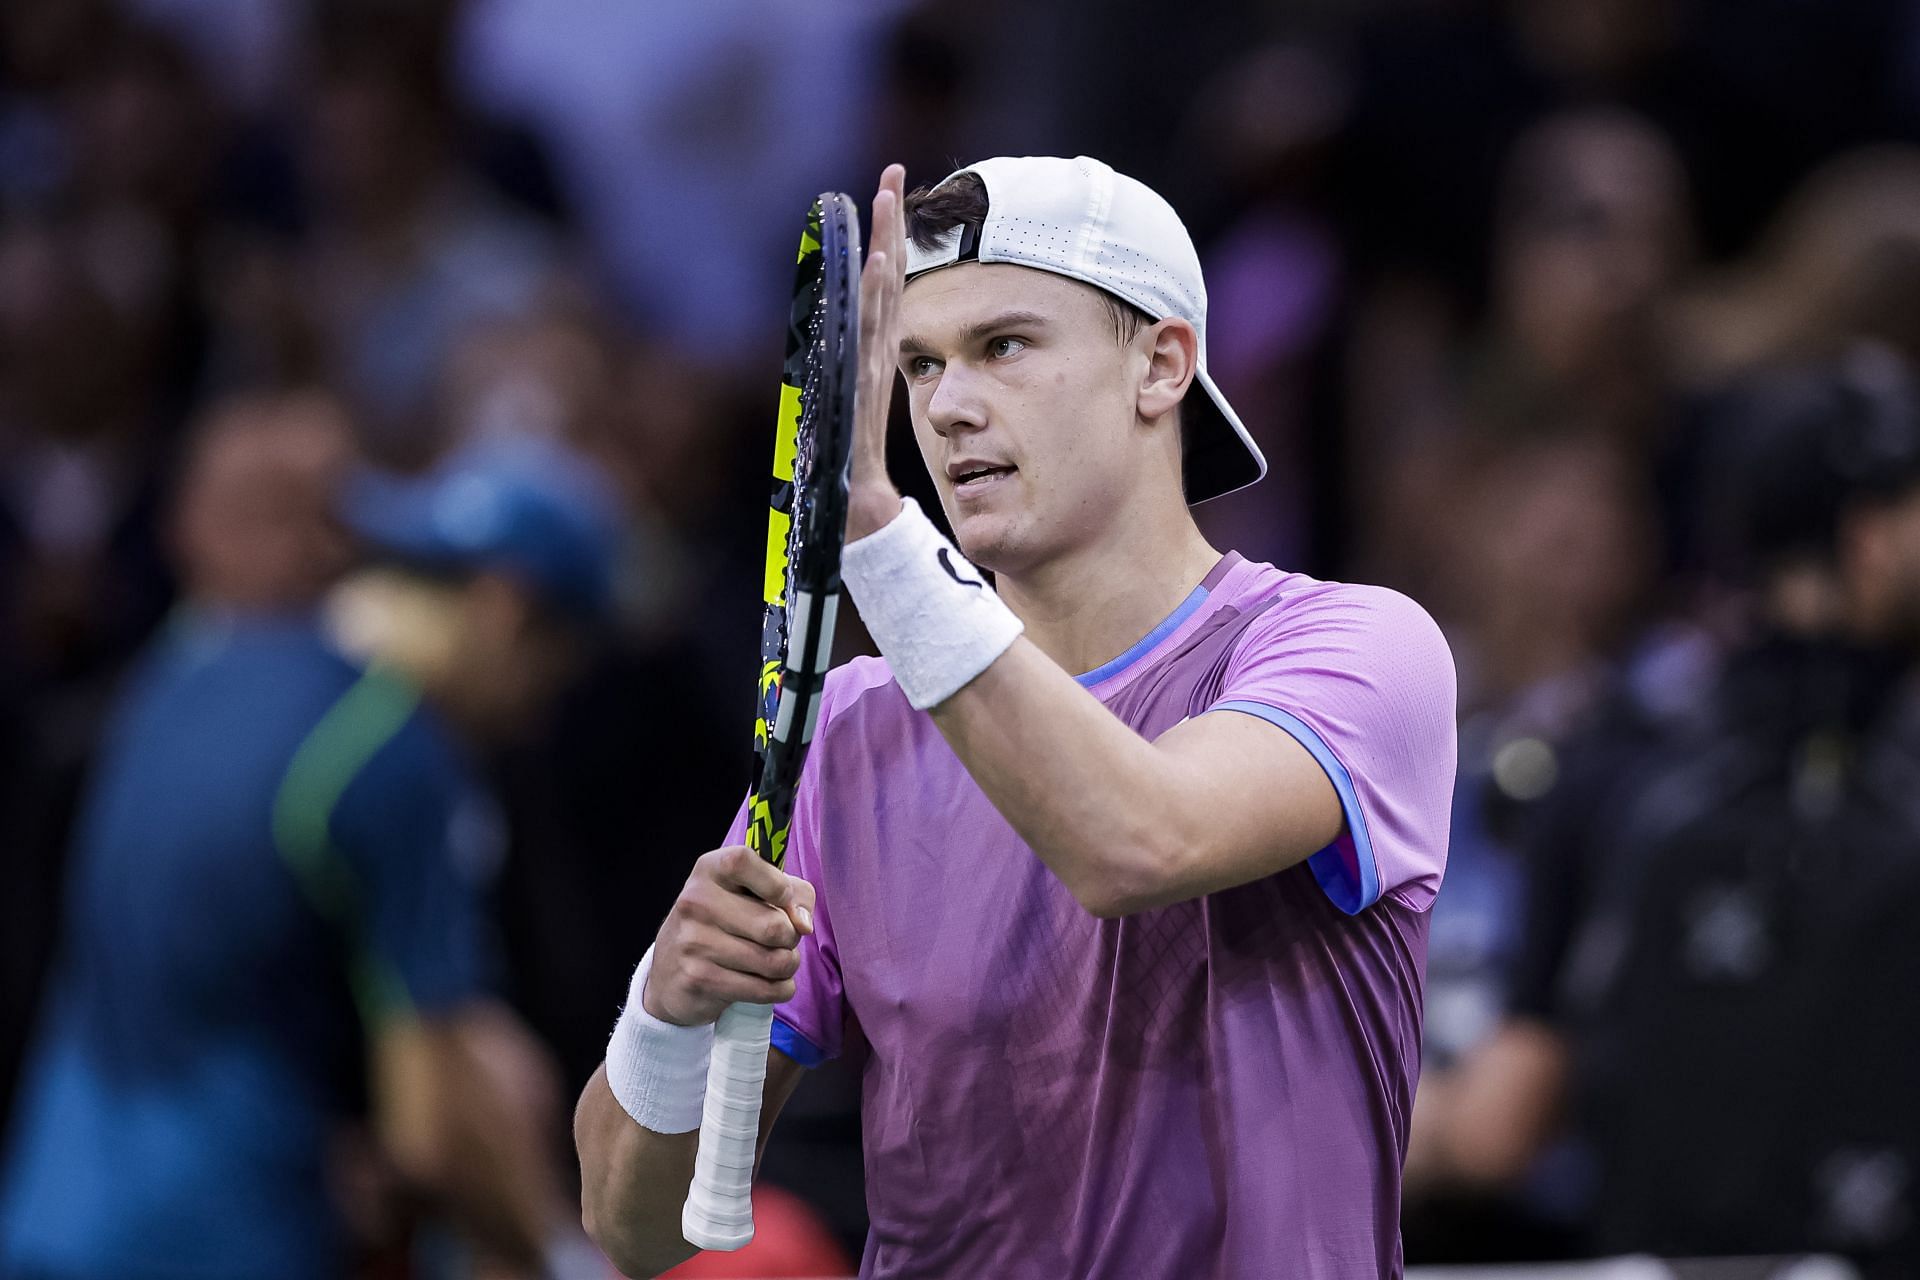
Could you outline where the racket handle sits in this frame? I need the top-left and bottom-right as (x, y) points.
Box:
(681, 1001), (772, 1251)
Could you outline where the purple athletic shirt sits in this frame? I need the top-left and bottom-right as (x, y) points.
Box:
(740, 553), (1456, 1279)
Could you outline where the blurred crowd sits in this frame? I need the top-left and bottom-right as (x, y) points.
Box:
(3, 0), (1920, 1276)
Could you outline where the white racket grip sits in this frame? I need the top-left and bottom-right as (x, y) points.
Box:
(681, 1000), (773, 1250)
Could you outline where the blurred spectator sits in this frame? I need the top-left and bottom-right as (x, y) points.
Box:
(1421, 434), (1658, 1038)
(1414, 348), (1920, 1275)
(1352, 106), (1693, 601)
(172, 390), (354, 606)
(1449, 438), (1657, 705)
(1405, 434), (1666, 1261)
(1471, 108), (1692, 445)
(0, 210), (181, 1134)
(0, 402), (608, 1279)
(290, 4), (563, 463)
(453, 0), (901, 353)
(1672, 146), (1920, 388)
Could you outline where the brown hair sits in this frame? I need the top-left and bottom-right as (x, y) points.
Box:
(903, 172), (1154, 346)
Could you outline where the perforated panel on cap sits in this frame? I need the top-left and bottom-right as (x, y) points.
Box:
(966, 156), (1195, 329)
(1090, 234), (1206, 337)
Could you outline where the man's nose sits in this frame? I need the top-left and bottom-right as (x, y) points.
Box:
(927, 361), (987, 439)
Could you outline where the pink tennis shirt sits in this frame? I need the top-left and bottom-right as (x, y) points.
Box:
(744, 552), (1456, 1278)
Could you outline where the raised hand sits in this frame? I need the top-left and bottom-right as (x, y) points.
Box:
(846, 164), (909, 543)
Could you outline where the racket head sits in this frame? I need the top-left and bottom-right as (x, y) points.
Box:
(748, 192), (861, 869)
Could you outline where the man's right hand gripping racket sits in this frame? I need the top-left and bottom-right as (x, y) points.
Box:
(681, 193), (861, 1252)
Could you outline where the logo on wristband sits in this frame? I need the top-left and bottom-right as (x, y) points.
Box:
(938, 548), (985, 589)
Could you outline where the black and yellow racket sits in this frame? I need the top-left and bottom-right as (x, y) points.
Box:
(682, 193), (860, 1251)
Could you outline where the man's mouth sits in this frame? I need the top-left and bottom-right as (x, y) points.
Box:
(953, 464), (1015, 488)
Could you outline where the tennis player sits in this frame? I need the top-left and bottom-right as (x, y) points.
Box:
(577, 157), (1457, 1278)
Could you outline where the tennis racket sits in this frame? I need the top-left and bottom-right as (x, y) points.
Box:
(682, 192), (861, 1252)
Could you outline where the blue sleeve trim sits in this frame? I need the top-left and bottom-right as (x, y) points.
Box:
(770, 1015), (831, 1068)
(1210, 699), (1382, 915)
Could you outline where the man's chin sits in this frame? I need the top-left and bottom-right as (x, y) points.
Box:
(952, 516), (1014, 575)
(957, 521), (1049, 581)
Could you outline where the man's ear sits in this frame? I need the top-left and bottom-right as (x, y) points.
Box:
(1138, 318), (1198, 424)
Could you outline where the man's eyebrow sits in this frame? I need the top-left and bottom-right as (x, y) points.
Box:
(898, 311), (1051, 359)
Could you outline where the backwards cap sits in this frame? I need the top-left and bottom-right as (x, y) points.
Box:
(904, 155), (1266, 505)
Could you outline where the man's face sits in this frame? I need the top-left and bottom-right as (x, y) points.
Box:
(174, 397), (358, 610)
(1496, 119), (1688, 379)
(897, 263), (1161, 575)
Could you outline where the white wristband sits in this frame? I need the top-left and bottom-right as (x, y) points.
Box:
(605, 945), (712, 1134)
(841, 497), (1024, 710)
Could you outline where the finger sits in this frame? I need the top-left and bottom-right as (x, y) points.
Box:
(880, 178), (905, 296)
(700, 972), (797, 1009)
(879, 237), (902, 356)
(697, 851), (805, 940)
(860, 249), (891, 354)
(869, 198), (898, 330)
(877, 163), (905, 215)
(870, 185), (897, 288)
(890, 171), (908, 269)
(706, 844), (789, 898)
(856, 249), (894, 474)
(691, 878), (801, 950)
(879, 164), (906, 260)
(689, 931), (804, 983)
(668, 949), (795, 1010)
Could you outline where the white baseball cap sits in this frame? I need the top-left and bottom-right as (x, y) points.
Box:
(903, 155), (1266, 504)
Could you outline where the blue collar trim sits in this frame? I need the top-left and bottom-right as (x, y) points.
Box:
(1074, 584), (1212, 688)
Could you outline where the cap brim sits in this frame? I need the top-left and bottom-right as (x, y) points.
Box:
(1183, 367), (1267, 504)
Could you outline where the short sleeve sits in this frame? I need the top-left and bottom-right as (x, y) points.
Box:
(322, 703), (501, 1023)
(1207, 584), (1457, 913)
(765, 676), (855, 1068)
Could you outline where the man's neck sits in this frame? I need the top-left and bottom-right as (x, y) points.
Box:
(996, 506), (1223, 678)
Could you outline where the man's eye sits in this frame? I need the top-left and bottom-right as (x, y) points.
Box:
(988, 337), (1026, 359)
(907, 356), (941, 379)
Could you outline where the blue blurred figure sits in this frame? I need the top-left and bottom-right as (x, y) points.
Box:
(0, 397), (618, 1280)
